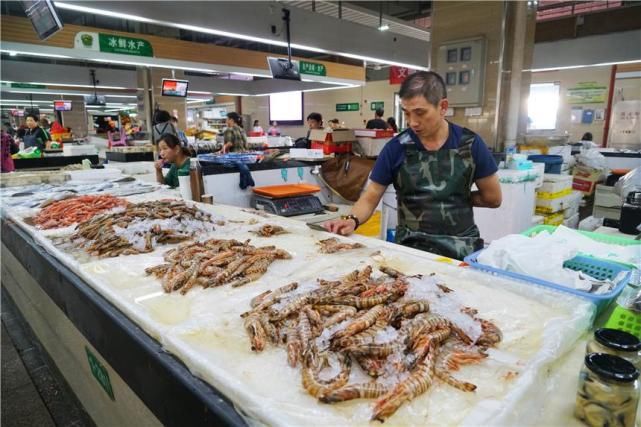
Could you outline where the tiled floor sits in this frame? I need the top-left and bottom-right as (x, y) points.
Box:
(1, 288), (94, 427)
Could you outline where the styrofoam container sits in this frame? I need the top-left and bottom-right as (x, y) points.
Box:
(533, 163), (545, 188)
(563, 212), (580, 229)
(536, 192), (576, 213)
(63, 144), (98, 156)
(538, 174), (573, 194)
(353, 137), (390, 157)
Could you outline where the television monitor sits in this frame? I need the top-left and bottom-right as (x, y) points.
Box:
(21, 0), (63, 41)
(161, 79), (189, 97)
(267, 57), (301, 81)
(269, 91), (303, 126)
(84, 95), (106, 106)
(54, 100), (72, 111)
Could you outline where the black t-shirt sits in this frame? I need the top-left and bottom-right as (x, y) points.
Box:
(366, 118), (389, 130)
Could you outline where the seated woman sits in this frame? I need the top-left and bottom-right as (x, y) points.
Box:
(154, 133), (191, 188)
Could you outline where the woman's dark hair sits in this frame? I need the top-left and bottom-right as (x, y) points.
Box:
(25, 113), (39, 122)
(153, 110), (171, 124)
(581, 132), (593, 141)
(307, 112), (322, 122)
(328, 118), (339, 125)
(158, 133), (191, 156)
(399, 71), (447, 107)
(387, 117), (398, 132)
(227, 112), (242, 127)
(253, 120), (259, 126)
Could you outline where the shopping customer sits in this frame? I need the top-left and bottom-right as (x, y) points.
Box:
(323, 71), (502, 260)
(387, 117), (399, 133)
(152, 110), (178, 144)
(21, 113), (51, 150)
(267, 121), (281, 136)
(252, 120), (264, 134)
(154, 133), (191, 188)
(366, 108), (389, 130)
(1, 129), (17, 172)
(222, 112), (248, 153)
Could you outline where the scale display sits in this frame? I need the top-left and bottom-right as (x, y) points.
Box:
(252, 195), (324, 217)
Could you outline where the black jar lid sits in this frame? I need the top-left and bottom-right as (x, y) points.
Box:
(585, 353), (640, 383)
(595, 328), (641, 352)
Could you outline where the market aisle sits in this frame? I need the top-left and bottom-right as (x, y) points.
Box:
(1, 288), (94, 427)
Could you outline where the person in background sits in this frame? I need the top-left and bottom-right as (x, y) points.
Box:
(171, 116), (189, 145)
(306, 112), (323, 139)
(366, 108), (389, 130)
(40, 118), (51, 132)
(1, 129), (17, 172)
(252, 120), (264, 134)
(581, 132), (593, 141)
(387, 117), (399, 133)
(152, 110), (177, 144)
(223, 112), (248, 153)
(22, 113), (51, 150)
(323, 71), (502, 260)
(154, 133), (191, 188)
(4, 122), (16, 137)
(267, 121), (281, 136)
(328, 118), (340, 130)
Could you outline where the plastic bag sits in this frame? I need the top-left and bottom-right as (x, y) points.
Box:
(615, 167), (641, 198)
(577, 148), (607, 170)
(12, 146), (42, 159)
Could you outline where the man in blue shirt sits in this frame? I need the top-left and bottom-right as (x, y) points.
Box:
(323, 71), (502, 260)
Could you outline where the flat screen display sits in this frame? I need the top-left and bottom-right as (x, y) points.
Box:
(267, 57), (301, 81)
(21, 0), (63, 41)
(161, 79), (189, 97)
(53, 100), (72, 111)
(269, 91), (303, 126)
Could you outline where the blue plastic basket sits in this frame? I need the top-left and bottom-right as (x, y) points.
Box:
(464, 250), (632, 313)
(197, 152), (261, 166)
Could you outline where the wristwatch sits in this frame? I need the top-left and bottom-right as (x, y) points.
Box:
(341, 214), (360, 230)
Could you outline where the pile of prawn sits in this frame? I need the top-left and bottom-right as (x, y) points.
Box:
(242, 266), (502, 422)
(34, 195), (128, 229)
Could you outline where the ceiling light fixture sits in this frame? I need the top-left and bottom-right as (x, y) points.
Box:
(1, 80), (138, 90)
(0, 49), (71, 59)
(54, 1), (427, 70)
(527, 59), (641, 73)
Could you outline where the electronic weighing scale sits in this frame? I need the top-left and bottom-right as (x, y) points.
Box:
(251, 183), (325, 217)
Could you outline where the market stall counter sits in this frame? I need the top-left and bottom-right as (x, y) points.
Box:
(0, 181), (603, 426)
(13, 154), (99, 170)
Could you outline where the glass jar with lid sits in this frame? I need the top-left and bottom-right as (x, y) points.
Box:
(575, 353), (639, 427)
(586, 328), (641, 370)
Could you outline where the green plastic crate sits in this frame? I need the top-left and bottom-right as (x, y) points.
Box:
(605, 306), (641, 339)
(522, 225), (641, 247)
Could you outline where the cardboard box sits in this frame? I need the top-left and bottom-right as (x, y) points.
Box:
(309, 129), (354, 155)
(572, 165), (605, 195)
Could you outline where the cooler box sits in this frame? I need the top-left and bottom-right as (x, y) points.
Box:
(310, 129), (354, 155)
(354, 129), (395, 138)
(527, 155), (563, 174)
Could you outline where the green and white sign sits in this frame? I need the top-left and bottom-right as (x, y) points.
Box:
(75, 32), (153, 57)
(10, 83), (46, 89)
(300, 61), (326, 76)
(567, 82), (607, 104)
(85, 347), (115, 400)
(336, 103), (359, 112)
(370, 101), (384, 111)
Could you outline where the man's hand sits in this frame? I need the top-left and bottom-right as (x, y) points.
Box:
(322, 218), (357, 236)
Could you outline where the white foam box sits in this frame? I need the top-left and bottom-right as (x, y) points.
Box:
(563, 212), (580, 229)
(63, 144), (98, 156)
(288, 148), (324, 159)
(535, 192), (575, 213)
(593, 205), (621, 220)
(66, 168), (123, 182)
(563, 204), (579, 219)
(538, 174), (573, 194)
(353, 137), (391, 157)
(594, 184), (623, 208)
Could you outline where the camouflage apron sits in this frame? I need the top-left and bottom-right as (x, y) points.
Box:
(393, 128), (483, 260)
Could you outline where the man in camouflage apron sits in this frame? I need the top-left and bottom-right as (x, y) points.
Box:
(323, 71), (501, 260)
(394, 128), (483, 259)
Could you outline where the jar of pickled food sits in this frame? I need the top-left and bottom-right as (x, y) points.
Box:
(586, 328), (641, 370)
(575, 353), (639, 427)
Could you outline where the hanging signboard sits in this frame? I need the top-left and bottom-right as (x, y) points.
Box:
(75, 32), (153, 57)
(370, 101), (384, 111)
(299, 61), (326, 77)
(336, 103), (359, 112)
(567, 82), (607, 104)
(389, 66), (417, 85)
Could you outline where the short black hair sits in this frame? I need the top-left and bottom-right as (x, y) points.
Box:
(399, 71), (447, 107)
(307, 112), (322, 122)
(581, 132), (593, 141)
(375, 108), (384, 117)
(25, 113), (39, 122)
(154, 110), (171, 124)
(171, 116), (179, 123)
(227, 112), (242, 126)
